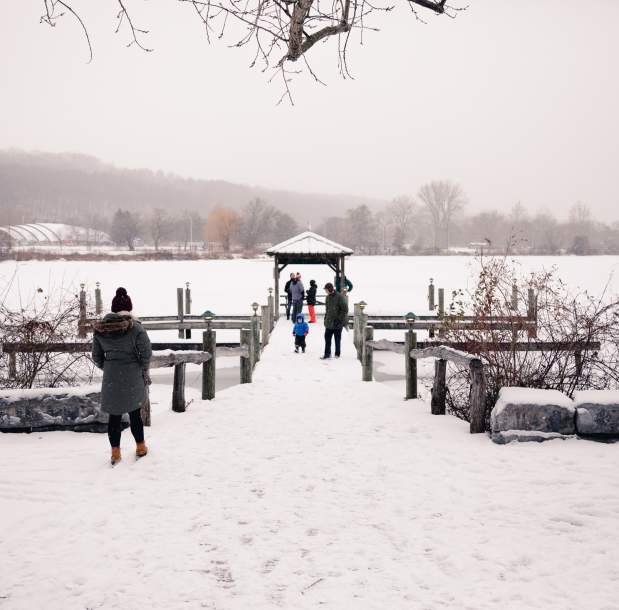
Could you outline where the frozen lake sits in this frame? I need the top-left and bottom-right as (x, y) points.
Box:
(1, 255), (618, 319)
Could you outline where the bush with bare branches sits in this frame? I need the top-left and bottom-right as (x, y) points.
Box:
(0, 284), (95, 389)
(441, 256), (619, 429)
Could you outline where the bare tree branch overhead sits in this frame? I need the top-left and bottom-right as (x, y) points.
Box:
(39, 0), (465, 75)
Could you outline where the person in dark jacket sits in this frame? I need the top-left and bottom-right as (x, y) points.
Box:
(290, 273), (305, 321)
(321, 282), (349, 359)
(284, 272), (295, 320)
(292, 313), (309, 353)
(92, 287), (152, 465)
(335, 276), (353, 293)
(306, 279), (318, 323)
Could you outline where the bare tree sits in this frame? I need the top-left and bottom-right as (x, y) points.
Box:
(346, 204), (377, 253)
(204, 206), (240, 254)
(239, 198), (275, 251)
(387, 196), (416, 253)
(38, 0), (462, 92)
(110, 209), (141, 251)
(149, 208), (172, 251)
(417, 180), (466, 251)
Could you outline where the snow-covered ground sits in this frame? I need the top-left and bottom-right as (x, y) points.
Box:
(2, 320), (619, 610)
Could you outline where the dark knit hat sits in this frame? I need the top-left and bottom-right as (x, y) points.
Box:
(111, 287), (133, 313)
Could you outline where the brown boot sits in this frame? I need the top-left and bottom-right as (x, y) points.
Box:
(136, 442), (148, 458)
(111, 447), (121, 465)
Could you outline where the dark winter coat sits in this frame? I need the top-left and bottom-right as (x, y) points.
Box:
(335, 277), (353, 293)
(284, 279), (293, 301)
(92, 313), (152, 416)
(306, 283), (317, 305)
(290, 279), (305, 302)
(292, 314), (309, 336)
(324, 291), (349, 330)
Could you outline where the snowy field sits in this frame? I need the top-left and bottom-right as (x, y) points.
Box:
(2, 256), (619, 609)
(2, 323), (619, 610)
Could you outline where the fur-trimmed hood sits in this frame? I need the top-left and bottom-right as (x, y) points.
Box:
(93, 313), (135, 335)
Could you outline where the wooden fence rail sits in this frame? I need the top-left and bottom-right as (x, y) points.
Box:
(410, 345), (486, 434)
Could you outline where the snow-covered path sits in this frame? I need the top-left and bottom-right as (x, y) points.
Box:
(2, 318), (619, 610)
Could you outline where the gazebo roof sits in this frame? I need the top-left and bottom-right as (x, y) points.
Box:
(266, 231), (353, 256)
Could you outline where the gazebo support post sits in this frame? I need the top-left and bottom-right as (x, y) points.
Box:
(340, 254), (346, 294)
(273, 255), (280, 319)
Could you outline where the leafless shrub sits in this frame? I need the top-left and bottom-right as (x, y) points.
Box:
(0, 283), (95, 389)
(442, 255), (619, 428)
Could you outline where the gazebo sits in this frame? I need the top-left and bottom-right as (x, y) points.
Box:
(266, 231), (353, 313)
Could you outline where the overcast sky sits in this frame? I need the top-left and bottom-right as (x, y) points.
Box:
(1, 1), (618, 220)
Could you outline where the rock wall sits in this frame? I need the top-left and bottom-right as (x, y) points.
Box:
(0, 386), (109, 433)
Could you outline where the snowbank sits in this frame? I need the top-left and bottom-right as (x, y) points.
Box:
(0, 384), (101, 403)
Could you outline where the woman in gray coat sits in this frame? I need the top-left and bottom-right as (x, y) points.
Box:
(92, 287), (152, 465)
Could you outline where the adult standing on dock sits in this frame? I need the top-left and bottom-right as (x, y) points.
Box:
(290, 273), (305, 321)
(321, 282), (349, 359)
(306, 279), (318, 323)
(284, 272), (295, 320)
(92, 287), (152, 465)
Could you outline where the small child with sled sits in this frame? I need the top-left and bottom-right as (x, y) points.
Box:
(292, 313), (309, 353)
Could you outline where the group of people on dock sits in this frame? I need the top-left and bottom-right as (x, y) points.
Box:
(284, 272), (350, 359)
(92, 275), (351, 465)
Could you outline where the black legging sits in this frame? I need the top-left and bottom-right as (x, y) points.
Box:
(108, 408), (144, 448)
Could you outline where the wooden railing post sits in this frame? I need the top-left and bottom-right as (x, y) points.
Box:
(527, 287), (537, 338)
(202, 329), (216, 400)
(261, 305), (270, 347)
(172, 362), (187, 412)
(358, 302), (368, 362)
(428, 278), (435, 310)
(185, 282), (192, 339)
(240, 329), (252, 383)
(8, 352), (17, 379)
(268, 289), (275, 331)
(511, 282), (518, 310)
(405, 329), (417, 399)
(353, 303), (361, 359)
(469, 358), (486, 433)
(437, 288), (445, 338)
(95, 282), (103, 315)
(177, 287), (184, 340)
(251, 305), (260, 364)
(431, 359), (447, 415)
(78, 283), (87, 338)
(362, 325), (374, 382)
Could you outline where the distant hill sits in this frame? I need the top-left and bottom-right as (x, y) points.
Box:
(0, 150), (385, 225)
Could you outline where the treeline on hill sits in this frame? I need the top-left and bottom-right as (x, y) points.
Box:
(0, 149), (380, 229)
(2, 150), (618, 255)
(318, 182), (619, 255)
(108, 199), (298, 253)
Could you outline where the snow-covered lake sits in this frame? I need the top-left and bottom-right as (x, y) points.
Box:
(1, 255), (618, 319)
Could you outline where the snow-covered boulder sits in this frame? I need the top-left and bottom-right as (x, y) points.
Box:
(490, 387), (575, 443)
(574, 390), (619, 435)
(0, 385), (107, 433)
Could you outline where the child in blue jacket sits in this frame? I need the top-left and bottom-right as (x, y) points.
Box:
(292, 314), (309, 353)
